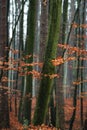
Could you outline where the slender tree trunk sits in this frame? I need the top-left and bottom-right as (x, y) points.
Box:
(33, 0), (41, 96)
(23, 0), (36, 124)
(39, 0), (48, 62)
(69, 3), (80, 128)
(80, 0), (85, 128)
(55, 0), (68, 129)
(18, 0), (25, 123)
(69, 57), (80, 130)
(0, 0), (10, 128)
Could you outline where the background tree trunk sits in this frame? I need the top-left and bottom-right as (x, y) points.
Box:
(0, 0), (10, 128)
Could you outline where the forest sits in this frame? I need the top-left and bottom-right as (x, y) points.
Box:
(0, 0), (87, 130)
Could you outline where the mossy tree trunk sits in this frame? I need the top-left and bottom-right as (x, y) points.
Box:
(33, 0), (62, 125)
(23, 0), (36, 125)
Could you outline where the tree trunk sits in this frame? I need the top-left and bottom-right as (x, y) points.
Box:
(33, 0), (62, 125)
(80, 0), (85, 128)
(69, 4), (80, 129)
(33, 0), (41, 96)
(55, 0), (68, 129)
(23, 0), (36, 125)
(39, 0), (48, 62)
(18, 0), (25, 123)
(0, 0), (10, 128)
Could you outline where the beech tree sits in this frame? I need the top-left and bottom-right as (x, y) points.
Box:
(55, 0), (68, 129)
(33, 0), (62, 125)
(0, 0), (87, 129)
(23, 0), (36, 124)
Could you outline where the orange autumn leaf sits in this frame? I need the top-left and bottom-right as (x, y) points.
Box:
(68, 106), (76, 110)
(11, 49), (19, 54)
(49, 74), (60, 79)
(0, 61), (3, 65)
(72, 23), (78, 28)
(31, 70), (41, 78)
(80, 24), (87, 28)
(65, 57), (76, 62)
(52, 57), (64, 66)
(73, 81), (81, 85)
(0, 66), (4, 69)
(1, 76), (8, 82)
(24, 54), (32, 59)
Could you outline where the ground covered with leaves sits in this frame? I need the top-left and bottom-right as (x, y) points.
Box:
(1, 97), (87, 130)
(9, 112), (56, 130)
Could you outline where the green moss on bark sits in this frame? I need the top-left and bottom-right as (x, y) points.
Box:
(22, 0), (36, 124)
(33, 0), (62, 125)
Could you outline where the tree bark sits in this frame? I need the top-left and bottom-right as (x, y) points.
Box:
(0, 0), (10, 128)
(23, 0), (36, 125)
(33, 0), (62, 125)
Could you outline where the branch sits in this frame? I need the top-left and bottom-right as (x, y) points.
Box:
(62, 0), (81, 57)
(9, 0), (28, 48)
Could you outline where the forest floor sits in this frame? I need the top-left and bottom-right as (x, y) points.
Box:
(1, 97), (87, 130)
